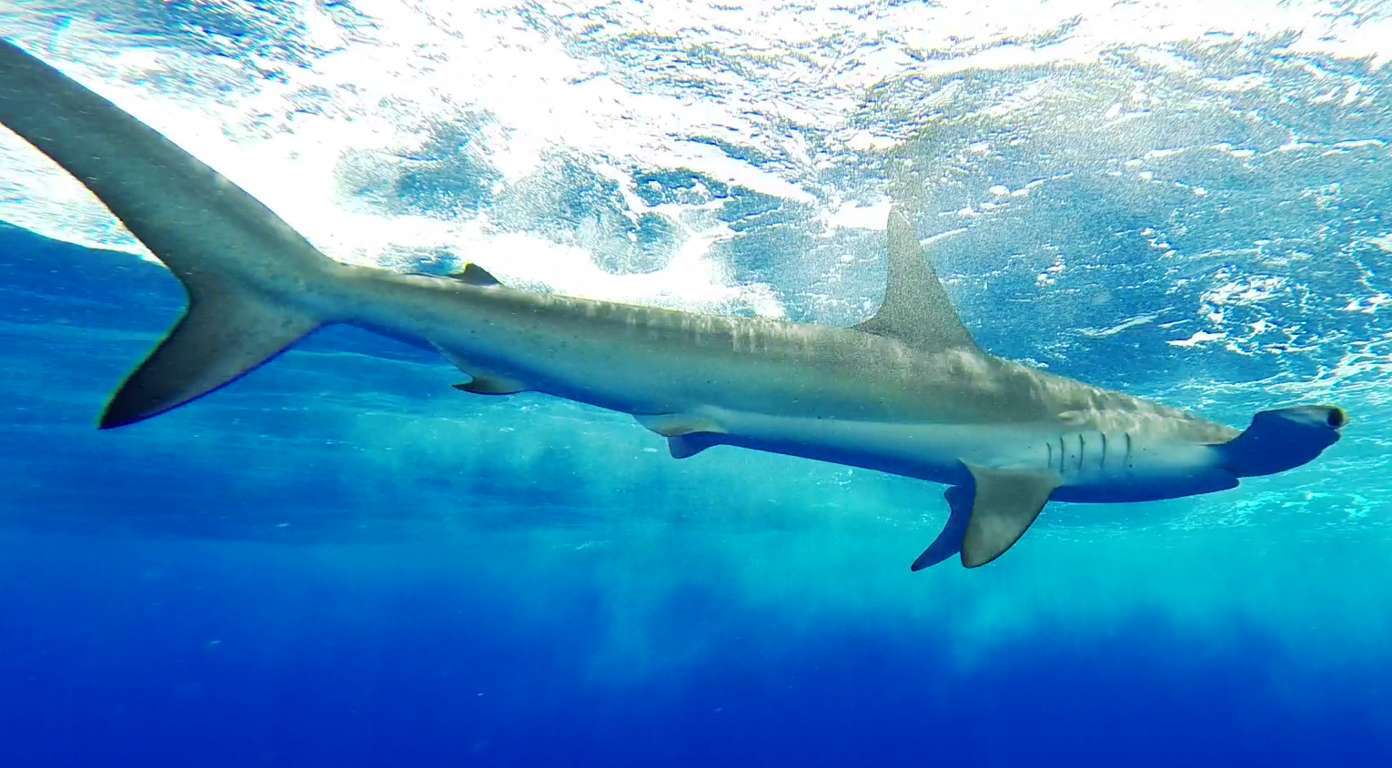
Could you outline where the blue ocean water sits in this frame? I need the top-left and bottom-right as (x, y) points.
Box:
(2, 3), (1392, 766)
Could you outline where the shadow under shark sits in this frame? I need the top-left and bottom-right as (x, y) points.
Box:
(0, 40), (1345, 569)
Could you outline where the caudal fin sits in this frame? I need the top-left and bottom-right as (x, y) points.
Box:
(99, 292), (319, 428)
(0, 40), (341, 426)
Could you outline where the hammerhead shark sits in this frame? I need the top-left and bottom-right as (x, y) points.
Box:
(0, 40), (1346, 568)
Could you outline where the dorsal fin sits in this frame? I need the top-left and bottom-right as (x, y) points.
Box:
(856, 208), (977, 351)
(448, 263), (502, 287)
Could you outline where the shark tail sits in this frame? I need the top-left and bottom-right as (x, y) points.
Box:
(0, 40), (345, 428)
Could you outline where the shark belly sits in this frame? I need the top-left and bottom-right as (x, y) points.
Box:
(659, 409), (1046, 485)
(1008, 428), (1238, 503)
(692, 409), (977, 482)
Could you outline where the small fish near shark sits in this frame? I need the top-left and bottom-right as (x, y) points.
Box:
(0, 40), (1346, 569)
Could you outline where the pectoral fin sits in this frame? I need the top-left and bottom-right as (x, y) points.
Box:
(910, 464), (1059, 571)
(959, 463), (1059, 568)
(910, 485), (972, 571)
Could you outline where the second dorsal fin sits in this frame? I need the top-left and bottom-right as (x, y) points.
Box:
(448, 263), (502, 287)
(856, 208), (978, 352)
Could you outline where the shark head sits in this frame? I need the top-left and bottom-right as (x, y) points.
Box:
(1217, 405), (1347, 477)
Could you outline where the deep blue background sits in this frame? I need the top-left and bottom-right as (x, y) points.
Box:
(1, 226), (1389, 767)
(3, 531), (1388, 767)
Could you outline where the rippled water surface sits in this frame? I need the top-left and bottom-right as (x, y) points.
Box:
(1, 2), (1390, 765)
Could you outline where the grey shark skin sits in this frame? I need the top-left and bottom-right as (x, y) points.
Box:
(0, 40), (1347, 569)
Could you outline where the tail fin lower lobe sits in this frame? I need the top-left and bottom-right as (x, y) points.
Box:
(99, 288), (319, 428)
(0, 40), (340, 427)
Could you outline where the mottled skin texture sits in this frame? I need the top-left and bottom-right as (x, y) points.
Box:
(0, 39), (1344, 568)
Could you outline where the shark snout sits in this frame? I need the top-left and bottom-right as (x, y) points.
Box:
(1280, 405), (1348, 434)
(1218, 404), (1346, 477)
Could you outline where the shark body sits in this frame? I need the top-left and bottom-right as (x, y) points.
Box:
(0, 40), (1345, 568)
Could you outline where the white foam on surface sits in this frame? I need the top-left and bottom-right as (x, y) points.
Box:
(0, 0), (1389, 341)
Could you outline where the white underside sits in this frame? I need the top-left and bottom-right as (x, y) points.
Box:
(658, 406), (1238, 503)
